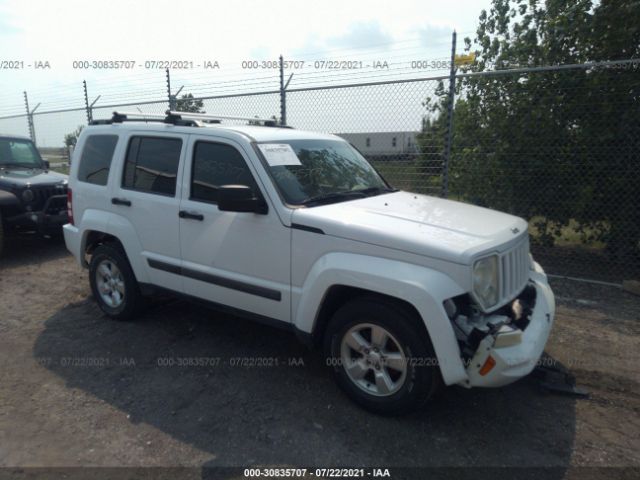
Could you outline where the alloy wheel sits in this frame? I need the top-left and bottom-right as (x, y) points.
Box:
(340, 323), (408, 396)
(95, 259), (126, 308)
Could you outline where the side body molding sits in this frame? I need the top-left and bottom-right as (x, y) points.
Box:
(293, 253), (469, 385)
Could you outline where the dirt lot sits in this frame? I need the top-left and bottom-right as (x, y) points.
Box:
(0, 236), (639, 478)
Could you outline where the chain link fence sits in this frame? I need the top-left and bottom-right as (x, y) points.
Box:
(449, 64), (639, 283)
(287, 80), (443, 196)
(1, 60), (638, 284)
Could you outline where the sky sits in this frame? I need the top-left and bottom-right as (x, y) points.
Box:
(0, 0), (493, 145)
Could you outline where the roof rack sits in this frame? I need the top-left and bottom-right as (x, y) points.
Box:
(90, 110), (291, 128)
(165, 110), (279, 126)
(90, 111), (198, 126)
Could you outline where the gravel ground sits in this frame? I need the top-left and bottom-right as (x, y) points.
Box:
(0, 236), (638, 479)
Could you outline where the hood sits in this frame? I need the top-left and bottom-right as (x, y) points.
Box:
(291, 191), (528, 264)
(0, 168), (68, 188)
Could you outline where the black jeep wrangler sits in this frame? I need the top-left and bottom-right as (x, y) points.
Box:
(0, 135), (69, 255)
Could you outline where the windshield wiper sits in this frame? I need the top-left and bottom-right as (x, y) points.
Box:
(353, 186), (398, 196)
(301, 190), (368, 206)
(302, 186), (398, 206)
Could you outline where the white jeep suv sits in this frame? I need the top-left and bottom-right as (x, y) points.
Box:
(63, 111), (555, 414)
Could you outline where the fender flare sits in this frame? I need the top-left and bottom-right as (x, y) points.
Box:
(78, 209), (149, 283)
(74, 208), (109, 268)
(0, 190), (19, 207)
(293, 252), (469, 385)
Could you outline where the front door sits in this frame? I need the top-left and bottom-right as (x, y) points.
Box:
(178, 135), (290, 322)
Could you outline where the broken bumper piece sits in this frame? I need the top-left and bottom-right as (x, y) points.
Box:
(462, 265), (555, 388)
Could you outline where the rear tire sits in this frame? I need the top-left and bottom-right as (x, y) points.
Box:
(89, 243), (141, 321)
(325, 296), (440, 415)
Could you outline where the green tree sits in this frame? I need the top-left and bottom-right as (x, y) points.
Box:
(175, 94), (205, 113)
(64, 125), (84, 148)
(415, 81), (448, 194)
(420, 0), (640, 260)
(248, 115), (279, 125)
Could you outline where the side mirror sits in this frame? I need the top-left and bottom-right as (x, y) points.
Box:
(217, 185), (268, 214)
(43, 160), (50, 170)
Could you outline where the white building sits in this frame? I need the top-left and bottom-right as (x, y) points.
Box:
(335, 131), (419, 156)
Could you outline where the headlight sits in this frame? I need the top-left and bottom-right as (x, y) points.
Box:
(22, 188), (34, 203)
(473, 255), (499, 310)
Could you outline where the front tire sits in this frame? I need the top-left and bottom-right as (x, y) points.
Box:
(325, 297), (440, 415)
(89, 243), (141, 321)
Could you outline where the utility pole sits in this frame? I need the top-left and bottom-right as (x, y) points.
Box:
(441, 30), (457, 199)
(23, 91), (40, 145)
(279, 55), (293, 126)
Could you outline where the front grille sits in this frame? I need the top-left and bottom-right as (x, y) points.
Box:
(46, 195), (67, 214)
(31, 184), (68, 213)
(500, 237), (530, 302)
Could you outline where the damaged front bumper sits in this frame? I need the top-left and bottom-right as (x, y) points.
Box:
(457, 261), (555, 388)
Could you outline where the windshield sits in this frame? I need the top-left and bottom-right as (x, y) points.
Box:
(0, 138), (43, 169)
(257, 139), (391, 206)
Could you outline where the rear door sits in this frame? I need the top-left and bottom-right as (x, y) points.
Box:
(110, 132), (186, 292)
(178, 135), (290, 322)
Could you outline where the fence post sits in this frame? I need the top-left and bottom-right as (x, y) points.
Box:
(82, 81), (101, 123)
(166, 68), (175, 111)
(23, 91), (38, 146)
(441, 30), (457, 198)
(279, 55), (286, 125)
(166, 69), (183, 111)
(279, 55), (294, 126)
(83, 80), (92, 123)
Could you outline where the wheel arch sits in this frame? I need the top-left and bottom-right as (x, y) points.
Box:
(78, 211), (148, 284)
(293, 252), (469, 385)
(310, 285), (427, 350)
(84, 230), (123, 255)
(0, 190), (19, 207)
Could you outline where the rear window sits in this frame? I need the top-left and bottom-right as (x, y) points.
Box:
(78, 135), (119, 186)
(122, 136), (182, 196)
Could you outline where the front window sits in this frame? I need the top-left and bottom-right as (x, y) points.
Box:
(191, 141), (259, 203)
(0, 138), (44, 169)
(257, 139), (392, 206)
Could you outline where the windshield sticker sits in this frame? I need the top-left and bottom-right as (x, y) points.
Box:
(258, 143), (302, 167)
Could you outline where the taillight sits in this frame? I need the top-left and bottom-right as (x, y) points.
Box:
(67, 188), (74, 225)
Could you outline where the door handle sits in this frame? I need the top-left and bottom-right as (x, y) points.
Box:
(111, 197), (132, 206)
(179, 210), (204, 221)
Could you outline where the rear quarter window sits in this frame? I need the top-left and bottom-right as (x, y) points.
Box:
(77, 135), (119, 186)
